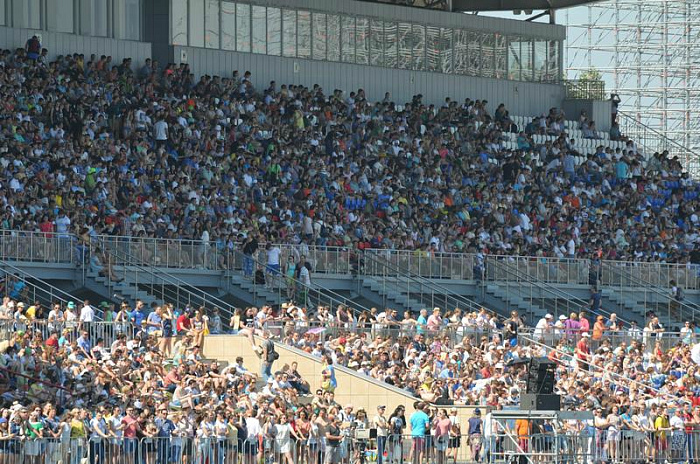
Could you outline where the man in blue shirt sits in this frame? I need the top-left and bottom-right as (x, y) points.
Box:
(416, 309), (428, 336)
(154, 408), (175, 463)
(410, 402), (430, 464)
(145, 306), (163, 336)
(76, 330), (91, 358)
(129, 300), (145, 336)
(468, 409), (484, 462)
(9, 280), (25, 300)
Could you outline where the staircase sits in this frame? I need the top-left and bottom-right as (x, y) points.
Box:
(360, 250), (493, 316)
(84, 267), (159, 309)
(89, 238), (237, 321)
(225, 248), (374, 317)
(602, 261), (697, 327)
(1, 260), (94, 312)
(483, 283), (543, 318)
(484, 257), (640, 325)
(358, 276), (425, 312)
(228, 273), (289, 307)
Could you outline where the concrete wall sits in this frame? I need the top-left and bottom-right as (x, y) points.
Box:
(174, 45), (565, 117)
(0, 26), (151, 66)
(562, 98), (613, 132)
(203, 334), (483, 429)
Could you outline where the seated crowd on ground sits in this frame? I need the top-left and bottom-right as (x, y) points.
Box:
(2, 286), (700, 463)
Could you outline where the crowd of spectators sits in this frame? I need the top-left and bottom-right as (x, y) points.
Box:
(0, 42), (699, 464)
(0, 46), (696, 266)
(3, 288), (700, 463)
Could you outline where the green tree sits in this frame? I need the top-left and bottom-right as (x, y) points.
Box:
(578, 68), (604, 83)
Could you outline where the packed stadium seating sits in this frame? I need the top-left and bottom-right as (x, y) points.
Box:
(0, 45), (699, 464)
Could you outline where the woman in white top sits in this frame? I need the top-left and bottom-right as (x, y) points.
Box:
(307, 413), (321, 464)
(64, 305), (78, 329)
(274, 414), (302, 464)
(89, 410), (113, 464)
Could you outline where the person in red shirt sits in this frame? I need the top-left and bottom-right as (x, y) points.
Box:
(176, 310), (191, 334)
(45, 331), (59, 354)
(122, 406), (143, 458)
(163, 366), (183, 393)
(575, 333), (591, 370)
(578, 311), (590, 335)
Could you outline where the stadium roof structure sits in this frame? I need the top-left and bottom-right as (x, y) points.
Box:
(451, 0), (600, 11)
(360, 0), (601, 12)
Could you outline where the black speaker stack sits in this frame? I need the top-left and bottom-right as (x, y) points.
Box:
(522, 357), (560, 411)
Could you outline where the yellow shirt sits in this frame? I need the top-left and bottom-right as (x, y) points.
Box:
(71, 419), (86, 438)
(654, 415), (669, 439)
(25, 306), (36, 320)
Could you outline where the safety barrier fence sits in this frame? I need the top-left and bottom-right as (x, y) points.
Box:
(0, 318), (505, 348)
(3, 230), (700, 290)
(0, 431), (694, 464)
(0, 315), (691, 354)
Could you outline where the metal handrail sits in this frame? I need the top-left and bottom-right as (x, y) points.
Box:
(603, 261), (699, 324)
(618, 110), (700, 158)
(486, 256), (629, 326)
(93, 236), (237, 319)
(362, 249), (488, 315)
(5, 229), (700, 286)
(228, 247), (373, 318)
(0, 259), (99, 316)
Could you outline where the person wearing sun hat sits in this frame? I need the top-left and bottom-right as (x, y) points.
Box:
(65, 301), (78, 329)
(99, 301), (115, 322)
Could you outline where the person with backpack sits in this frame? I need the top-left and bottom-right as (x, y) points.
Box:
(260, 331), (278, 382)
(388, 406), (406, 464)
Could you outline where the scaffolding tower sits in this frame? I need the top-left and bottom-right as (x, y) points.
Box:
(564, 0), (700, 173)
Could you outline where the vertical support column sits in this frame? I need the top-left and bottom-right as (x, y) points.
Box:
(142, 0), (173, 68)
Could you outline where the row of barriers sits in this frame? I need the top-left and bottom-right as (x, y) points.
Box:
(1, 317), (688, 356)
(3, 230), (700, 289)
(0, 431), (695, 464)
(0, 316), (686, 351)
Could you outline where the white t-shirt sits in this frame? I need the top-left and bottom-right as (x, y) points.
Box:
(154, 120), (168, 140)
(245, 417), (261, 440)
(80, 305), (94, 322)
(55, 215), (71, 234)
(267, 247), (281, 266)
(670, 415), (685, 431)
(299, 266), (311, 286)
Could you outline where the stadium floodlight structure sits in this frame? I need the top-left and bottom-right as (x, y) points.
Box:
(565, 0), (700, 175)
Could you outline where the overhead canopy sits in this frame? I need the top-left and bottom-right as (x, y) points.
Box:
(452, 0), (601, 11)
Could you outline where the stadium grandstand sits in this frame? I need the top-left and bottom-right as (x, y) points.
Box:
(0, 1), (698, 464)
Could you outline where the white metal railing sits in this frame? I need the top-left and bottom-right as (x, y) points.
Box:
(3, 230), (700, 290)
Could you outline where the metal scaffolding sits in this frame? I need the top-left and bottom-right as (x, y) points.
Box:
(564, 0), (700, 171)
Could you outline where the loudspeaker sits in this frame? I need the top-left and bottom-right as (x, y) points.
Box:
(520, 393), (561, 411)
(526, 357), (556, 394)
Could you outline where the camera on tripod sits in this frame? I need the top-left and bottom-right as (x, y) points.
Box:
(353, 428), (377, 440)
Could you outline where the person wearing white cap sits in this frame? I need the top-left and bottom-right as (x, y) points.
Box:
(575, 331), (591, 369)
(534, 314), (553, 341)
(554, 315), (566, 337)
